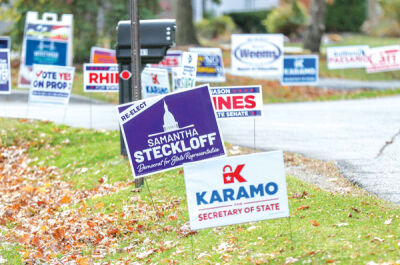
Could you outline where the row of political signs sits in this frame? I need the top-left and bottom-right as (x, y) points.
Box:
(2, 11), (400, 232)
(83, 47), (226, 96)
(327, 45), (400, 73)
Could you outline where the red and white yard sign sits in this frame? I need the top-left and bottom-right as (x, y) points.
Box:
(366, 45), (400, 73)
(210, 86), (264, 119)
(184, 151), (289, 230)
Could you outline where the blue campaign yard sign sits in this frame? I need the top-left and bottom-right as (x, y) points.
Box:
(282, 55), (318, 86)
(25, 39), (68, 67)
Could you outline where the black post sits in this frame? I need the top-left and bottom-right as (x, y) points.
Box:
(130, 0), (144, 187)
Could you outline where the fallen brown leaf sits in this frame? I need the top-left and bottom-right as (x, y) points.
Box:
(310, 220), (320, 226)
(297, 205), (310, 211)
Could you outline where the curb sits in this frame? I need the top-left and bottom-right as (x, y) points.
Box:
(0, 90), (112, 105)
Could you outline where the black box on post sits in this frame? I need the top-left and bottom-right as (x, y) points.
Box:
(116, 19), (176, 155)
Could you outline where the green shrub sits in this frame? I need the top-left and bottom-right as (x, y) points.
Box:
(196, 15), (235, 39)
(262, 1), (307, 37)
(325, 0), (366, 32)
(228, 10), (270, 33)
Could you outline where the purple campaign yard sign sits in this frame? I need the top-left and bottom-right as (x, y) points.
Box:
(118, 85), (226, 178)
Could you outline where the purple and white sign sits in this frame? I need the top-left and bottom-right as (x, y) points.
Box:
(0, 49), (11, 94)
(118, 84), (226, 178)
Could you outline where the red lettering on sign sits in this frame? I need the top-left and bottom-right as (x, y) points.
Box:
(89, 73), (119, 84)
(214, 95), (257, 110)
(152, 74), (159, 84)
(244, 95), (256, 108)
(89, 73), (98, 83)
(232, 96), (244, 109)
(223, 164), (247, 184)
(218, 97), (231, 110)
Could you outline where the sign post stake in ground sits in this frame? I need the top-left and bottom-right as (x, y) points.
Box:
(89, 93), (93, 129)
(288, 216), (294, 241)
(130, 0), (144, 187)
(253, 118), (256, 151)
(62, 105), (68, 124)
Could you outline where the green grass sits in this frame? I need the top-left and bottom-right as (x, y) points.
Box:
(0, 244), (23, 264)
(323, 34), (400, 49)
(1, 118), (400, 264)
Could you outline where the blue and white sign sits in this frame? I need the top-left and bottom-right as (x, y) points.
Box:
(19, 12), (73, 88)
(117, 84), (226, 178)
(231, 34), (284, 77)
(172, 52), (198, 91)
(189, 47), (225, 82)
(0, 49), (11, 94)
(281, 55), (319, 86)
(184, 151), (289, 230)
(29, 64), (75, 105)
(83, 64), (119, 92)
(210, 86), (264, 119)
(141, 67), (170, 98)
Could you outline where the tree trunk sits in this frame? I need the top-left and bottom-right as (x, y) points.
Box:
(174, 0), (199, 45)
(362, 0), (383, 32)
(303, 0), (327, 53)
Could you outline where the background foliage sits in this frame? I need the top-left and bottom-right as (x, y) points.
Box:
(262, 0), (307, 37)
(366, 0), (400, 37)
(196, 15), (235, 41)
(0, 0), (157, 63)
(228, 10), (270, 33)
(325, 0), (366, 32)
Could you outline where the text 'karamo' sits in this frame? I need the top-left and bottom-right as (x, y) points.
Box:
(196, 182), (278, 205)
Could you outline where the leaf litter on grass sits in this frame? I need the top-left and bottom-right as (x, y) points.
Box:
(0, 146), (180, 264)
(2, 119), (400, 264)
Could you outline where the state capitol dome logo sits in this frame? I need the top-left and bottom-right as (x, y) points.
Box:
(163, 100), (179, 132)
(148, 100), (194, 138)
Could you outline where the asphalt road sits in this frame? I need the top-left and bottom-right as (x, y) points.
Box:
(219, 96), (400, 205)
(1, 91), (399, 205)
(0, 91), (118, 130)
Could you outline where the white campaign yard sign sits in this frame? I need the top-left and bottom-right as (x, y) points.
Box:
(83, 63), (119, 92)
(29, 64), (75, 105)
(210, 86), (264, 119)
(326, 45), (369, 69)
(184, 151), (289, 230)
(231, 34), (284, 77)
(141, 67), (170, 98)
(181, 51), (198, 88)
(172, 52), (198, 91)
(366, 45), (400, 73)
